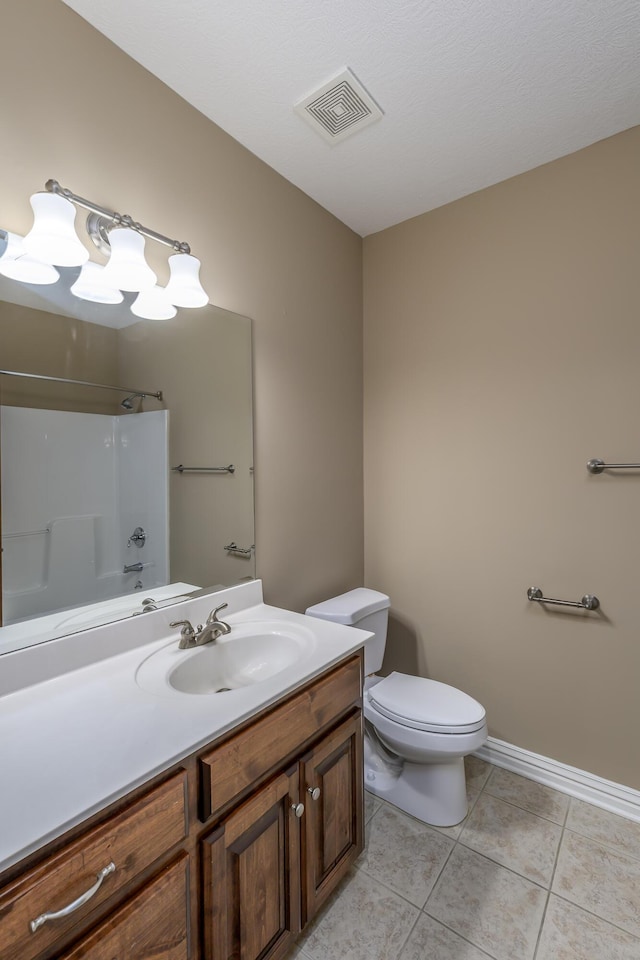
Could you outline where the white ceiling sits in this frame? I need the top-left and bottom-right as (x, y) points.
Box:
(62, 0), (640, 237)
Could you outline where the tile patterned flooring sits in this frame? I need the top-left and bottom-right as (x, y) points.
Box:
(290, 757), (640, 960)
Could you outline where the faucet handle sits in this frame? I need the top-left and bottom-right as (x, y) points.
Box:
(170, 619), (196, 637)
(207, 603), (228, 624)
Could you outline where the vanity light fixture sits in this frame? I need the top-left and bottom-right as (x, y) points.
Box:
(131, 286), (177, 321)
(8, 179), (209, 314)
(69, 261), (124, 304)
(164, 253), (208, 308)
(23, 191), (90, 267)
(100, 227), (157, 292)
(0, 231), (60, 285)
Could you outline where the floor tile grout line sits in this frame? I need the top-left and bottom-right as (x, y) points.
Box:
(479, 774), (640, 863)
(419, 762), (530, 958)
(394, 907), (425, 960)
(486, 769), (640, 837)
(531, 782), (571, 960)
(362, 781), (481, 914)
(441, 762), (552, 954)
(420, 908), (499, 960)
(451, 838), (551, 891)
(420, 827), (458, 906)
(482, 788), (569, 826)
(549, 890), (640, 943)
(357, 849), (452, 914)
(363, 764), (550, 960)
(456, 793), (565, 888)
(560, 822), (640, 865)
(358, 845), (543, 960)
(441, 760), (555, 960)
(366, 764), (555, 910)
(472, 764), (494, 799)
(482, 761), (575, 825)
(426, 773), (487, 906)
(460, 813), (564, 889)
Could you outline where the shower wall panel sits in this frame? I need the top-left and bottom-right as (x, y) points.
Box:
(0, 406), (168, 623)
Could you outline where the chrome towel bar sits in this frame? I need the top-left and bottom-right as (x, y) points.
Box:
(587, 459), (640, 474)
(172, 464), (235, 474)
(224, 542), (253, 556)
(527, 587), (599, 611)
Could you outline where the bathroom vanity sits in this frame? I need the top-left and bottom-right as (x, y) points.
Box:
(0, 582), (366, 960)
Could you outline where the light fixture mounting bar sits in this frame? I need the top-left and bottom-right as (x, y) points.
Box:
(45, 179), (191, 254)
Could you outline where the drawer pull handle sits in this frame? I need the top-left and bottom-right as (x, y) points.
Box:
(307, 786), (321, 801)
(29, 861), (116, 933)
(291, 802), (305, 818)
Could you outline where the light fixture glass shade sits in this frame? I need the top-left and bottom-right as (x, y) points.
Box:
(23, 192), (89, 267)
(0, 231), (60, 284)
(131, 285), (177, 320)
(165, 253), (208, 307)
(101, 227), (157, 292)
(70, 261), (124, 304)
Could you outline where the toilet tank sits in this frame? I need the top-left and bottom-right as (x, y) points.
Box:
(305, 588), (390, 674)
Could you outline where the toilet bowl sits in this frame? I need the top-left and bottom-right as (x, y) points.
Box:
(305, 588), (488, 827)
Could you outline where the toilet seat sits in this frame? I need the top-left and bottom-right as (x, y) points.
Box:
(368, 672), (486, 735)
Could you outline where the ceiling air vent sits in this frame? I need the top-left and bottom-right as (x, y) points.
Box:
(294, 68), (383, 145)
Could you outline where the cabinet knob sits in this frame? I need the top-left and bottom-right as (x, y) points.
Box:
(307, 786), (321, 800)
(291, 802), (305, 818)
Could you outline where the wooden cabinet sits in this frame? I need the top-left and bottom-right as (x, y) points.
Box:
(0, 773), (188, 960)
(202, 769), (301, 960)
(0, 652), (363, 960)
(60, 856), (190, 960)
(300, 712), (363, 925)
(200, 709), (364, 960)
(198, 654), (362, 821)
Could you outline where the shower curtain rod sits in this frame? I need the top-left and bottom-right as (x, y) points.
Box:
(0, 369), (163, 402)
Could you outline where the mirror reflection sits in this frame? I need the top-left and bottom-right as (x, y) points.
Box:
(0, 252), (254, 655)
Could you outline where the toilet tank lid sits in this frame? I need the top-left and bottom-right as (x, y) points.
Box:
(305, 588), (390, 625)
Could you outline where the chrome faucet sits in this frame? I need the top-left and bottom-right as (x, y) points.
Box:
(170, 619), (199, 648)
(170, 603), (231, 649)
(199, 603), (232, 643)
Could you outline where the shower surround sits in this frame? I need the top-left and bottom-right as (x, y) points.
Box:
(1, 406), (168, 623)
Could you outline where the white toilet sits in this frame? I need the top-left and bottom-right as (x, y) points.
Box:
(305, 588), (488, 827)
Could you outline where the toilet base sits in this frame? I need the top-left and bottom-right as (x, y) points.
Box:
(365, 737), (468, 827)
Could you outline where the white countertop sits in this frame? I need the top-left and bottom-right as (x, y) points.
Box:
(0, 581), (367, 874)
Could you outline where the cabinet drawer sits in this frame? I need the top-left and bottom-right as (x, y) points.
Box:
(61, 855), (190, 960)
(0, 771), (187, 960)
(199, 654), (361, 821)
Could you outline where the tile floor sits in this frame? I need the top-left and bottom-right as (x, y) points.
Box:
(290, 757), (640, 960)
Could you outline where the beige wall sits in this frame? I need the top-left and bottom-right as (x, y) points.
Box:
(0, 304), (118, 413)
(364, 126), (640, 788)
(0, 0), (364, 612)
(119, 306), (255, 588)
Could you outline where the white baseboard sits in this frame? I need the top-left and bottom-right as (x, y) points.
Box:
(475, 737), (640, 823)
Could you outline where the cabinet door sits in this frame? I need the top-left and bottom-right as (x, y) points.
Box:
(202, 768), (301, 960)
(300, 712), (364, 924)
(61, 855), (190, 960)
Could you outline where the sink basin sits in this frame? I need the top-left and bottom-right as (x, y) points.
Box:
(135, 619), (316, 696)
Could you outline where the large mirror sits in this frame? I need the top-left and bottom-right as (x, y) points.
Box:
(0, 246), (254, 655)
